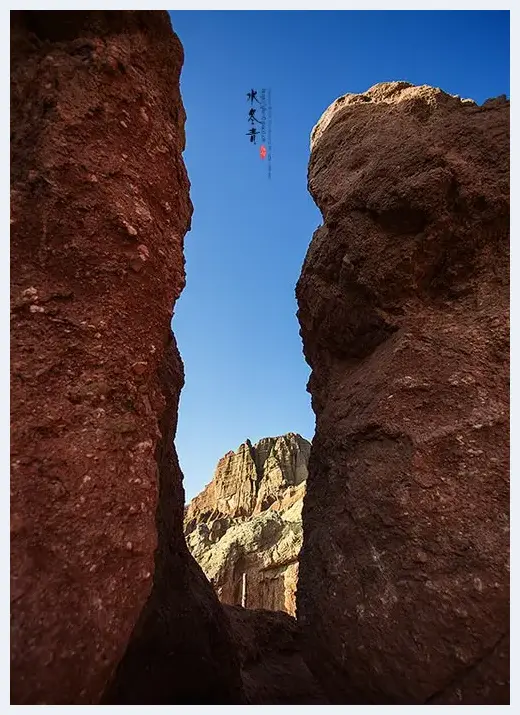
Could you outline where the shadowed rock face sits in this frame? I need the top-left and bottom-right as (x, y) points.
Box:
(10, 10), (242, 705)
(185, 434), (310, 615)
(296, 82), (509, 705)
(224, 605), (328, 704)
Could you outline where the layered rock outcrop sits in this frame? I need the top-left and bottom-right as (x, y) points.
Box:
(296, 82), (510, 704)
(10, 11), (242, 704)
(185, 434), (310, 614)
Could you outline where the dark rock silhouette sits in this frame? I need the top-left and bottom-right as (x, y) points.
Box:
(225, 605), (328, 704)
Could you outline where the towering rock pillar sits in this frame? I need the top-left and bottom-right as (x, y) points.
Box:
(296, 83), (509, 704)
(10, 10), (242, 704)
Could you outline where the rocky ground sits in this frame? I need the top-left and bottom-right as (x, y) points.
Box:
(225, 605), (328, 704)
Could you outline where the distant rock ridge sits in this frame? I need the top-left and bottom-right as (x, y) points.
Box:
(184, 433), (311, 615)
(185, 432), (310, 527)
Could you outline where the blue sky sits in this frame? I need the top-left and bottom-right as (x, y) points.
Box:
(168, 10), (510, 500)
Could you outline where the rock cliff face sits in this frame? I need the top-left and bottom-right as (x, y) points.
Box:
(10, 10), (242, 704)
(185, 434), (310, 614)
(296, 82), (509, 704)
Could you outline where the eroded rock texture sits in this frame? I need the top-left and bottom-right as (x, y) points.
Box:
(11, 10), (242, 704)
(185, 434), (310, 614)
(296, 82), (509, 704)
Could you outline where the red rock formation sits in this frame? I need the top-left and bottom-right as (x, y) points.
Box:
(296, 82), (509, 704)
(10, 10), (242, 704)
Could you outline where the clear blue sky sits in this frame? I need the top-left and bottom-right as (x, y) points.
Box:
(168, 10), (510, 500)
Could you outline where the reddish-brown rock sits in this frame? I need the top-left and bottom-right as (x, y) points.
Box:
(296, 82), (509, 704)
(10, 10), (242, 704)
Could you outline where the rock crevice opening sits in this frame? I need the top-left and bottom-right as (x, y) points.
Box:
(10, 13), (509, 706)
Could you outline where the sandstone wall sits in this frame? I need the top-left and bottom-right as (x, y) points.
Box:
(185, 434), (310, 615)
(10, 10), (242, 704)
(296, 82), (509, 704)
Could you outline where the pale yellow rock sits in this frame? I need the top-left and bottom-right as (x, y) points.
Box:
(184, 434), (310, 615)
